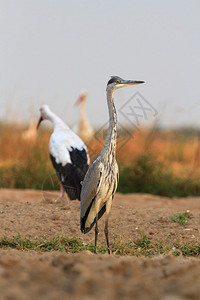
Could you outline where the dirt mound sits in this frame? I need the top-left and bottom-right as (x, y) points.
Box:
(0, 250), (199, 300)
(0, 188), (200, 299)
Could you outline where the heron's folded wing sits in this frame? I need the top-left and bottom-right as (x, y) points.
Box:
(80, 161), (104, 218)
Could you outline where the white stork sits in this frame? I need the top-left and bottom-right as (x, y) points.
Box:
(37, 105), (90, 200)
(75, 91), (94, 143)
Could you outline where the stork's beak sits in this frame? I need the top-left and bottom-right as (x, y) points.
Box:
(122, 80), (145, 85)
(74, 92), (87, 106)
(74, 96), (82, 106)
(36, 116), (43, 129)
(74, 94), (87, 105)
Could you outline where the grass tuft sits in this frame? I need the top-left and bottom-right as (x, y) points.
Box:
(0, 234), (200, 257)
(171, 211), (192, 226)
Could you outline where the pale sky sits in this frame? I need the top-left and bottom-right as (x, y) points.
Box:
(0, 0), (200, 129)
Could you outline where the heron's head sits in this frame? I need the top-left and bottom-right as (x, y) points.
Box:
(75, 91), (88, 106)
(106, 76), (144, 92)
(36, 105), (52, 129)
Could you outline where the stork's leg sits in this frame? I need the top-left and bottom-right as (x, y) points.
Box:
(104, 215), (110, 254)
(94, 216), (99, 254)
(54, 183), (64, 202)
(59, 183), (64, 198)
(55, 183), (64, 202)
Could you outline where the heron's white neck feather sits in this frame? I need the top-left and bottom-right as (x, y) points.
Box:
(102, 88), (117, 157)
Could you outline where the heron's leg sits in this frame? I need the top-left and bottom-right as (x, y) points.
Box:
(94, 198), (100, 254)
(105, 198), (112, 255)
(104, 214), (110, 254)
(95, 216), (99, 254)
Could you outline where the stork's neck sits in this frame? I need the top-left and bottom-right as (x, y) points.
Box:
(102, 88), (117, 156)
(47, 110), (68, 129)
(80, 100), (88, 122)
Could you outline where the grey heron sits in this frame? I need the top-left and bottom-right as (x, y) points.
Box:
(37, 105), (90, 200)
(75, 91), (94, 143)
(80, 76), (144, 253)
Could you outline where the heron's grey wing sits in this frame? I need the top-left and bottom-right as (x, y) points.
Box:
(80, 160), (104, 218)
(112, 161), (119, 198)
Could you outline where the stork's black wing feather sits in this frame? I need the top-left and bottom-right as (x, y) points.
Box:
(50, 147), (89, 200)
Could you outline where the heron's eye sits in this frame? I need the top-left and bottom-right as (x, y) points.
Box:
(116, 80), (120, 84)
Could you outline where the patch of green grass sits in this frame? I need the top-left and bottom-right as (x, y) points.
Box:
(118, 154), (200, 197)
(171, 211), (191, 226)
(0, 234), (83, 252)
(0, 234), (200, 257)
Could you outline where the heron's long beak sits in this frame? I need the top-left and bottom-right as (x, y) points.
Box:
(36, 116), (43, 129)
(122, 80), (145, 85)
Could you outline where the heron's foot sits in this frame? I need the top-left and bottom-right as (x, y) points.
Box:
(104, 217), (110, 255)
(94, 245), (97, 254)
(95, 224), (99, 254)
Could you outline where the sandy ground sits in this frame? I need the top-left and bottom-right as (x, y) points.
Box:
(0, 188), (200, 299)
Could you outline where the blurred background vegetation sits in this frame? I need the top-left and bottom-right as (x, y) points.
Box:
(1, 122), (200, 197)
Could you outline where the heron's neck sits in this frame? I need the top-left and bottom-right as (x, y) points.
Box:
(103, 89), (117, 156)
